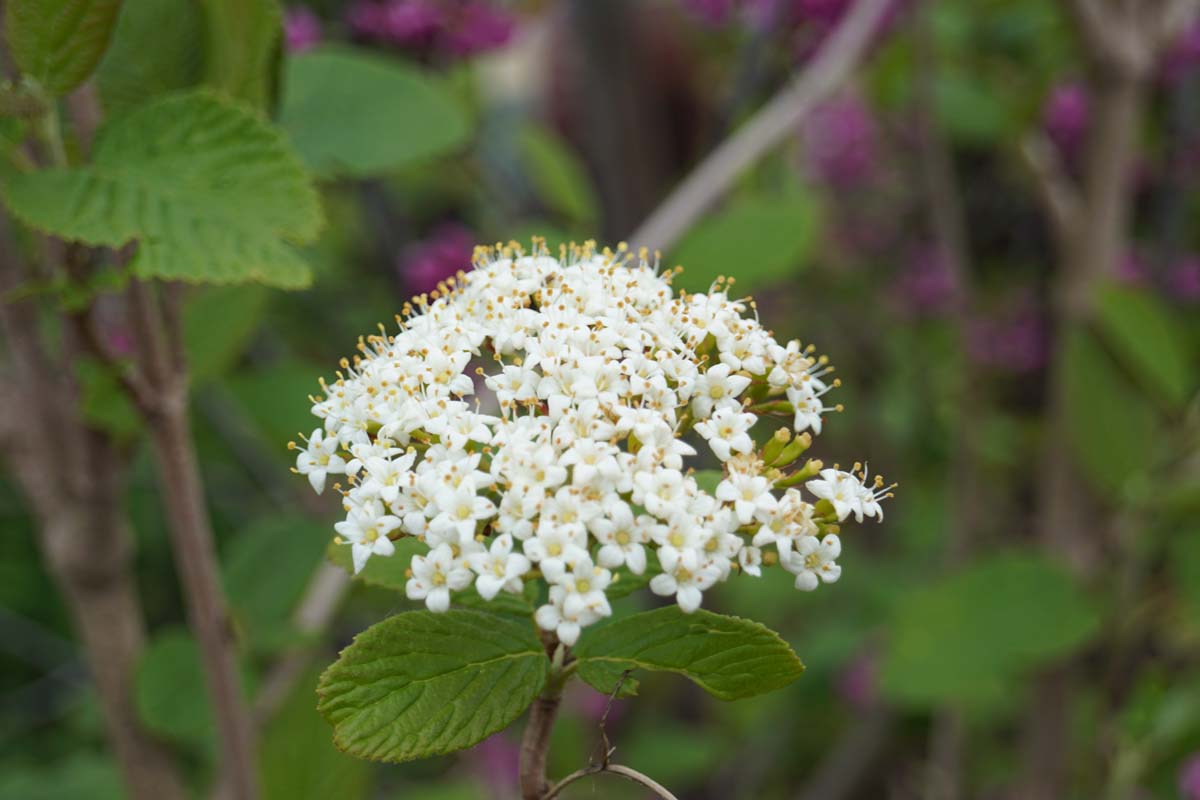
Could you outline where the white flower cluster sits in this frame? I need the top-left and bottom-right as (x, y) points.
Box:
(293, 241), (891, 645)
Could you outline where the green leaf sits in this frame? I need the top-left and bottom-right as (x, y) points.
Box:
(1062, 326), (1160, 492)
(1170, 527), (1200, 623)
(75, 355), (141, 440)
(572, 607), (804, 701)
(135, 627), (235, 748)
(452, 585), (535, 617)
(669, 194), (818, 294)
(184, 286), (270, 383)
(222, 516), (331, 651)
(880, 552), (1100, 711)
(604, 564), (655, 600)
(226, 360), (326, 451)
(97, 0), (205, 115)
(0, 91), (322, 287)
(280, 47), (469, 178)
(260, 669), (370, 800)
(575, 658), (640, 698)
(0, 755), (124, 800)
(692, 469), (724, 495)
(5, 0), (121, 95)
(1095, 284), (1193, 411)
(201, 0), (282, 109)
(317, 609), (549, 762)
(518, 125), (597, 225)
(935, 70), (1019, 146)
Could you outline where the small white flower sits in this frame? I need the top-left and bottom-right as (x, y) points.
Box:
(650, 553), (720, 613)
(591, 503), (648, 574)
(715, 472), (778, 525)
(466, 534), (531, 600)
(406, 543), (473, 611)
(333, 501), (401, 573)
(783, 534), (842, 591)
(524, 525), (589, 580)
(295, 428), (346, 494)
(805, 469), (864, 522)
(535, 586), (592, 645)
(694, 405), (756, 462)
(752, 488), (819, 560)
(429, 484), (497, 544)
(787, 380), (837, 435)
(550, 556), (612, 620)
(691, 364), (752, 419)
(738, 545), (763, 577)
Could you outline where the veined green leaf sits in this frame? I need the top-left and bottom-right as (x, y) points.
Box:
(317, 609), (549, 762)
(6, 0), (120, 95)
(0, 91), (322, 287)
(572, 606), (804, 701)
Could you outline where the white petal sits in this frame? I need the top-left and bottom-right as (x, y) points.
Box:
(677, 586), (702, 613)
(426, 588), (451, 612)
(794, 571), (819, 591)
(351, 543), (371, 574)
(556, 622), (581, 646)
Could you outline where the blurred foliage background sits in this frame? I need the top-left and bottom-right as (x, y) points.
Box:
(3, 0), (1200, 799)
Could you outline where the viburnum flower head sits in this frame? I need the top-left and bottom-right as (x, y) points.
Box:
(292, 239), (893, 644)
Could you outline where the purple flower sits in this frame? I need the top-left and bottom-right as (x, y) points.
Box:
(469, 733), (519, 791)
(835, 651), (877, 711)
(1043, 82), (1089, 160)
(1117, 250), (1150, 286)
(284, 7), (323, 53)
(1167, 256), (1200, 302)
(893, 246), (959, 316)
(442, 1), (517, 57)
(682, 0), (737, 26)
(1163, 19), (1200, 82)
(398, 223), (475, 296)
(794, 0), (850, 23)
(1181, 753), (1200, 800)
(349, 1), (514, 58)
(967, 297), (1050, 374)
(349, 0), (443, 46)
(805, 93), (878, 187)
(571, 684), (628, 724)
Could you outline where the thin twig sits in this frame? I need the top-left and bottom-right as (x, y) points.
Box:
(629, 0), (892, 252)
(543, 763), (681, 800)
(1020, 134), (1082, 252)
(128, 282), (260, 800)
(595, 668), (631, 769)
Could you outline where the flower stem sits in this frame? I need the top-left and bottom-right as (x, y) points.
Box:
(519, 638), (566, 800)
